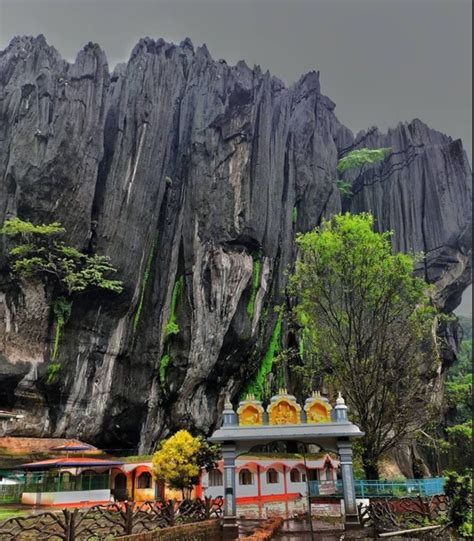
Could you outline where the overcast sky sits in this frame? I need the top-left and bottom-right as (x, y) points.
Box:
(0, 0), (471, 315)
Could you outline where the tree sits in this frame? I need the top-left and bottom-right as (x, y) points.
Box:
(289, 212), (439, 479)
(0, 218), (123, 374)
(336, 147), (390, 199)
(337, 147), (391, 173)
(0, 218), (123, 295)
(441, 316), (473, 472)
(442, 472), (472, 538)
(152, 430), (220, 498)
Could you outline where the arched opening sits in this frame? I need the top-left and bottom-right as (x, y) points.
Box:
(266, 468), (279, 484)
(239, 468), (253, 486)
(208, 469), (223, 487)
(113, 473), (127, 501)
(322, 465), (332, 481)
(290, 468), (301, 483)
(137, 471), (152, 489)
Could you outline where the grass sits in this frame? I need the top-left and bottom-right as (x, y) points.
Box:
(120, 455), (153, 463)
(0, 508), (29, 521)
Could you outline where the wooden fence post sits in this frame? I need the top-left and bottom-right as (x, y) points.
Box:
(125, 501), (134, 534)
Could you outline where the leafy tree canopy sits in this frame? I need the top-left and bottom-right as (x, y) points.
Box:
(152, 430), (220, 497)
(1, 218), (123, 296)
(289, 212), (438, 479)
(443, 471), (472, 538)
(337, 147), (391, 173)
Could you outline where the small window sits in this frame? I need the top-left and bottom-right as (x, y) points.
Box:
(290, 468), (301, 483)
(239, 469), (253, 485)
(208, 469), (223, 487)
(302, 473), (307, 482)
(137, 472), (152, 489)
(324, 467), (332, 481)
(266, 468), (279, 484)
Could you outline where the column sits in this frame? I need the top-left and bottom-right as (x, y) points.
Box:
(337, 439), (360, 528)
(283, 465), (289, 518)
(222, 442), (238, 539)
(257, 465), (262, 519)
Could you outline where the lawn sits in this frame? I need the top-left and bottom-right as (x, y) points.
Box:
(0, 507), (29, 521)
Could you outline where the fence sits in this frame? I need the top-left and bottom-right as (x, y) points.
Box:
(0, 483), (24, 504)
(309, 477), (445, 499)
(359, 495), (447, 535)
(0, 497), (224, 540)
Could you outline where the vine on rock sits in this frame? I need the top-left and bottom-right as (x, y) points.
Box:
(160, 276), (184, 385)
(132, 238), (158, 340)
(246, 255), (262, 321)
(242, 312), (282, 400)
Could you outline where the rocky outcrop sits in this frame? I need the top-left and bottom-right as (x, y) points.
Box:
(0, 35), (471, 452)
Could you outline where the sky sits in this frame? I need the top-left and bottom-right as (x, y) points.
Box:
(0, 0), (472, 315)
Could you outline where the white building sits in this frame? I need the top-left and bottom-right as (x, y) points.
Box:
(202, 454), (340, 517)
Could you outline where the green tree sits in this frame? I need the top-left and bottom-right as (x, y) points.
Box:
(289, 212), (438, 479)
(152, 430), (220, 499)
(335, 147), (390, 198)
(441, 316), (473, 472)
(442, 471), (473, 538)
(0, 218), (123, 368)
(1, 218), (123, 295)
(337, 147), (391, 173)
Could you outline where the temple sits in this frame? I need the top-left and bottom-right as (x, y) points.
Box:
(209, 389), (364, 534)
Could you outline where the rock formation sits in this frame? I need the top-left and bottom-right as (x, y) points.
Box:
(0, 35), (471, 453)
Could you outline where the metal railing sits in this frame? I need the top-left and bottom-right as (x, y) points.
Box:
(309, 477), (445, 499)
(0, 484), (24, 504)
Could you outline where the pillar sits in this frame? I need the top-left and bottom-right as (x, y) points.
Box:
(257, 465), (262, 519)
(222, 442), (238, 539)
(337, 439), (360, 528)
(283, 465), (289, 518)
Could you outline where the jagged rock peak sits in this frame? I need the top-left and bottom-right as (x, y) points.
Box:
(0, 35), (470, 456)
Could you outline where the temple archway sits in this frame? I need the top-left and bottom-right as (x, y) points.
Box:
(210, 390), (363, 537)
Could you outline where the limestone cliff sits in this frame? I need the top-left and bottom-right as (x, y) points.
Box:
(0, 35), (471, 453)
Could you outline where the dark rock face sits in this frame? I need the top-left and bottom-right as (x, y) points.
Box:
(0, 36), (471, 452)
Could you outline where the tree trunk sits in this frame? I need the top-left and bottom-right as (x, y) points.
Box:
(362, 450), (380, 480)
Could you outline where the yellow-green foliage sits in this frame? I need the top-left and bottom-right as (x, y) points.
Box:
(151, 430), (202, 496)
(160, 277), (184, 385)
(0, 218), (123, 295)
(335, 147), (390, 198)
(243, 313), (282, 400)
(246, 258), (261, 320)
(51, 296), (72, 361)
(292, 207), (298, 224)
(165, 276), (183, 337)
(337, 147), (390, 173)
(152, 430), (220, 496)
(0, 218), (65, 236)
(290, 212), (437, 479)
(159, 354), (169, 385)
(46, 363), (61, 385)
(132, 239), (158, 337)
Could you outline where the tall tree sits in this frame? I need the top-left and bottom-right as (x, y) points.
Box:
(289, 212), (439, 479)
